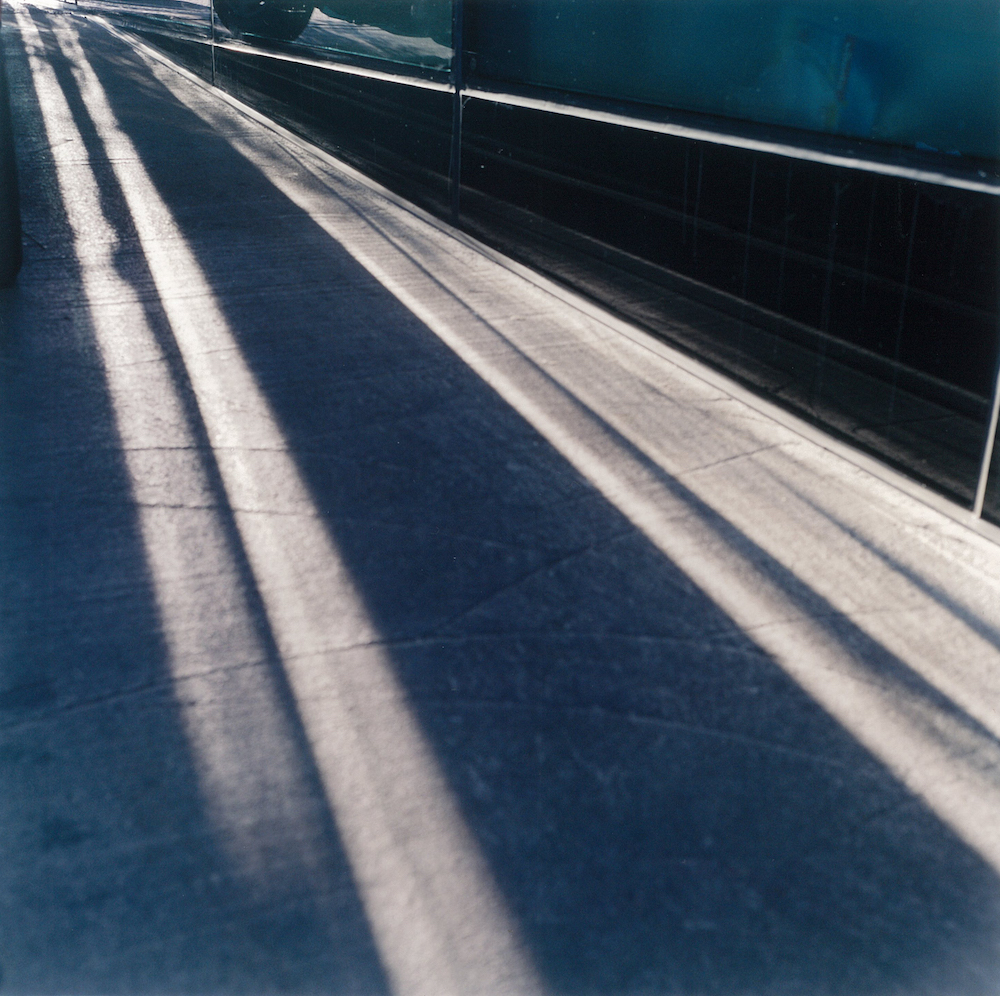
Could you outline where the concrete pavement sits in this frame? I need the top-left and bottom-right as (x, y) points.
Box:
(2, 6), (1000, 993)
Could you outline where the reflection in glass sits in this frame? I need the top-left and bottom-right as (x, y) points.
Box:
(213, 0), (314, 42)
(314, 0), (450, 44)
(214, 0), (452, 70)
(67, 0), (998, 511)
(86, 0), (214, 38)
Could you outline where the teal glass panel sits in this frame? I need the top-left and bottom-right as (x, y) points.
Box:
(467, 0), (1000, 160)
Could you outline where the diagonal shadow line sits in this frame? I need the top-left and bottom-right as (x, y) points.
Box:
(765, 466), (1000, 654)
(64, 0), (1000, 779)
(43, 17), (1000, 996)
(0, 22), (392, 991)
(28, 0), (348, 829)
(331, 187), (1000, 760)
(16, 16), (393, 988)
(70, 7), (1000, 774)
(47, 27), (1000, 992)
(0, 15), (170, 696)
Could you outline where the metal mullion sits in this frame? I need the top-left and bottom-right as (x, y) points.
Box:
(973, 338), (1000, 516)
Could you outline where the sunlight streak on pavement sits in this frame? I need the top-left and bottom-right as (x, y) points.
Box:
(20, 9), (543, 994)
(118, 35), (1000, 875)
(12, 4), (337, 903)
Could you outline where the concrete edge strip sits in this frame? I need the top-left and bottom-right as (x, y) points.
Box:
(83, 11), (1000, 549)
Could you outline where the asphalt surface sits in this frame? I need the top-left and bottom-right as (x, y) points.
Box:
(2, 6), (1000, 994)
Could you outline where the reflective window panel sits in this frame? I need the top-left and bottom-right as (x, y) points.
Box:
(458, 100), (1000, 505)
(84, 0), (214, 78)
(212, 48), (453, 214)
(465, 0), (1000, 160)
(212, 0), (452, 72)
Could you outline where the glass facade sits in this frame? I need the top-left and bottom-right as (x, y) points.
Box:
(71, 0), (1000, 518)
(467, 1), (1000, 160)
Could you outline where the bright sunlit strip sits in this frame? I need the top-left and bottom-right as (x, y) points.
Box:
(40, 13), (542, 995)
(122, 42), (1000, 875)
(12, 4), (338, 902)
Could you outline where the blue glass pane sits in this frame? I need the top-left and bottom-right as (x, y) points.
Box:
(467, 1), (1000, 159)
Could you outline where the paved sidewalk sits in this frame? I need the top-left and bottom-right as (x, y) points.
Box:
(2, 5), (1000, 993)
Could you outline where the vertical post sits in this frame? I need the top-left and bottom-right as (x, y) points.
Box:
(209, 0), (216, 85)
(886, 190), (919, 421)
(448, 0), (464, 222)
(973, 339), (1000, 518)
